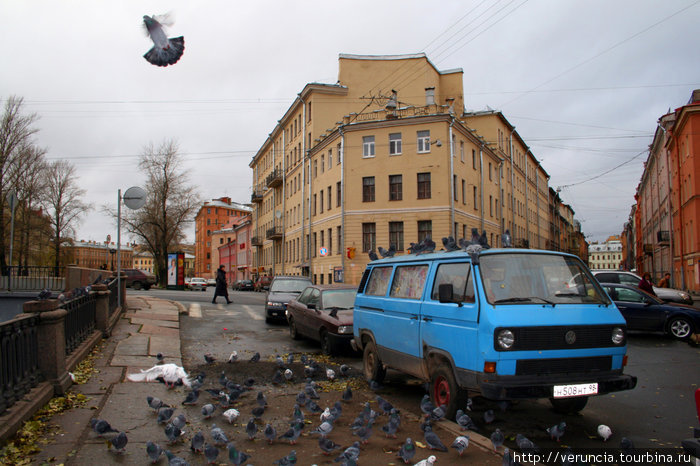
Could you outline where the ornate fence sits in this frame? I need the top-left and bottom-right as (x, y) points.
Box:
(0, 266), (65, 292)
(0, 314), (40, 416)
(62, 294), (96, 355)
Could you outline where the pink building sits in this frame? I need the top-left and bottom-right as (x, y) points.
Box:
(217, 215), (253, 282)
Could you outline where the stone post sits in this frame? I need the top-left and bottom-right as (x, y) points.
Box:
(23, 299), (72, 395)
(92, 284), (110, 337)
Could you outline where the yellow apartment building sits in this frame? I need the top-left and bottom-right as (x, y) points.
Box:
(249, 53), (553, 285)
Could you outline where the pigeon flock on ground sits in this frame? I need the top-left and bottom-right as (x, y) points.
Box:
(90, 350), (625, 465)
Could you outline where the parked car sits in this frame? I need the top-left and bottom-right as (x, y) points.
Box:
(185, 277), (193, 288)
(286, 285), (357, 355)
(254, 275), (272, 292)
(592, 270), (693, 305)
(232, 279), (254, 291)
(206, 278), (217, 287)
(187, 277), (208, 291)
(264, 276), (312, 323)
(122, 268), (156, 290)
(600, 283), (699, 340)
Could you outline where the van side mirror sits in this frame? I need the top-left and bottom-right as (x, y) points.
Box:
(438, 283), (455, 303)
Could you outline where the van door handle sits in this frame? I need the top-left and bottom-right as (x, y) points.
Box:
(423, 317), (432, 322)
(410, 315), (419, 320)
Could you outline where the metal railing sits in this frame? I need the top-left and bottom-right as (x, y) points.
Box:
(1, 266), (65, 292)
(107, 277), (119, 316)
(0, 314), (40, 416)
(62, 293), (96, 356)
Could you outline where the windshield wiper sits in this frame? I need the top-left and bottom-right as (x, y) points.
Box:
(493, 296), (555, 305)
(554, 292), (585, 297)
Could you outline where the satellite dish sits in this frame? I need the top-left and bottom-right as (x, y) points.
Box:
(123, 186), (147, 210)
(275, 210), (282, 219)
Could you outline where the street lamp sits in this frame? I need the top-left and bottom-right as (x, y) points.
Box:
(109, 248), (117, 271)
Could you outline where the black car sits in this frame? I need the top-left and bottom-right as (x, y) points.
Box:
(122, 268), (156, 290)
(600, 283), (700, 339)
(232, 279), (254, 291)
(264, 276), (312, 323)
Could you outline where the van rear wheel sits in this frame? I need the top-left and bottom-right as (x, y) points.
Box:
(430, 363), (465, 420)
(363, 340), (386, 383)
(549, 396), (589, 414)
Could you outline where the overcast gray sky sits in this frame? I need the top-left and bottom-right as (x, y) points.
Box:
(2, 1), (699, 245)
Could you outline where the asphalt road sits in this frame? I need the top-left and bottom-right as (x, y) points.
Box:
(132, 287), (700, 451)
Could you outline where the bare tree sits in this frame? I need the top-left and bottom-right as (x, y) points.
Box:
(42, 160), (90, 270)
(0, 96), (40, 270)
(118, 140), (200, 287)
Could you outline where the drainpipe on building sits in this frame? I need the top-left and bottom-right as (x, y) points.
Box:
(449, 119), (455, 238)
(525, 149), (531, 247)
(479, 142), (485, 232)
(498, 161), (504, 241)
(672, 125), (686, 290)
(340, 127), (345, 282)
(509, 130), (516, 240)
(535, 170), (541, 249)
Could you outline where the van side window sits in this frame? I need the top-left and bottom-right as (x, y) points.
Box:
(365, 267), (393, 296)
(390, 265), (429, 299)
(431, 262), (474, 302)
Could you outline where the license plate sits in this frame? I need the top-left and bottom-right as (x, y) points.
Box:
(553, 383), (598, 398)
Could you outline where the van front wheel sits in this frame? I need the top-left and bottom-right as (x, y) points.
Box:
(363, 340), (386, 383)
(549, 396), (588, 414)
(430, 364), (465, 420)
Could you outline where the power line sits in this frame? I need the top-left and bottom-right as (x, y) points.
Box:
(557, 149), (648, 189)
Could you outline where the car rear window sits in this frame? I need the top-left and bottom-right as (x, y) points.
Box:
(270, 279), (311, 293)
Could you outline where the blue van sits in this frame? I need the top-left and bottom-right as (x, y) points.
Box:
(352, 247), (637, 417)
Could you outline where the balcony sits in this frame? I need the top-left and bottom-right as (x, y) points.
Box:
(251, 187), (264, 203)
(266, 224), (283, 240)
(251, 236), (263, 247)
(265, 168), (283, 188)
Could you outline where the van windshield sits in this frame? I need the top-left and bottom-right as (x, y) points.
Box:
(479, 252), (610, 306)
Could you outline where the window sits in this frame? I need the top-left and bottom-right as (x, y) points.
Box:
(417, 130), (430, 153)
(362, 177), (375, 202)
(319, 190), (324, 213)
(313, 194), (317, 216)
(390, 265), (429, 299)
(472, 149), (477, 169)
(462, 179), (466, 204)
(389, 133), (402, 155)
(473, 186), (478, 210)
(418, 220), (432, 241)
(363, 136), (375, 157)
(337, 143), (342, 164)
(489, 195), (493, 217)
(460, 141), (465, 162)
(321, 155), (325, 173)
(389, 221), (404, 251)
(417, 172), (431, 199)
(431, 262), (475, 302)
(337, 226), (342, 254)
(336, 182), (342, 207)
(389, 175), (403, 201)
(365, 267), (392, 296)
(362, 223), (376, 252)
(327, 186), (332, 210)
(328, 148), (332, 167)
(453, 175), (458, 201)
(489, 162), (493, 181)
(328, 228), (332, 255)
(314, 160), (318, 178)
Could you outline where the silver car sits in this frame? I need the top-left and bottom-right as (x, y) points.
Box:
(592, 270), (693, 305)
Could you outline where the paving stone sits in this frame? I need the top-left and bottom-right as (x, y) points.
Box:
(138, 324), (179, 338)
(129, 317), (179, 328)
(131, 311), (179, 322)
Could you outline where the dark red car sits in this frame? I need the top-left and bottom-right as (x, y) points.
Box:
(286, 285), (357, 355)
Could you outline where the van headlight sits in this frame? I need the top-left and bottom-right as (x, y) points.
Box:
(497, 329), (515, 349)
(612, 327), (625, 345)
(337, 326), (353, 335)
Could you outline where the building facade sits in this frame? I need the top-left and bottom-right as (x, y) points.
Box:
(67, 240), (133, 271)
(249, 54), (566, 285)
(194, 197), (251, 278)
(133, 250), (154, 273)
(588, 237), (623, 270)
(216, 215), (252, 282)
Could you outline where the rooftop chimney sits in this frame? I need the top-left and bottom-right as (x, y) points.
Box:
(690, 89), (700, 104)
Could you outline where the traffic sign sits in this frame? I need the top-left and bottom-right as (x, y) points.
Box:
(319, 247), (328, 257)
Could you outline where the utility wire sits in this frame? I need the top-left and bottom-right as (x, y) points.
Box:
(557, 150), (647, 188)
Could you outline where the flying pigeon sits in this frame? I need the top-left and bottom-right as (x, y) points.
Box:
(190, 430), (204, 453)
(397, 437), (416, 463)
(452, 435), (469, 456)
(273, 450), (297, 465)
(490, 428), (505, 451)
(91, 418), (118, 437)
(546, 421), (566, 442)
(414, 455), (437, 466)
(211, 424), (229, 446)
(598, 424), (612, 442)
(223, 408), (240, 424)
(145, 441), (163, 463)
(319, 437), (342, 455)
(157, 407), (175, 424)
(423, 425), (447, 452)
(109, 431), (128, 452)
(227, 442), (251, 466)
(127, 363), (191, 388)
(203, 443), (219, 464)
(264, 423), (277, 444)
(142, 14), (185, 67)
(164, 423), (184, 444)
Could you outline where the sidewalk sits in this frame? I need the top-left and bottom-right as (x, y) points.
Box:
(27, 296), (503, 465)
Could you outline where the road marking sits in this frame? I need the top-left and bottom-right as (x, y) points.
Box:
(242, 305), (263, 321)
(189, 303), (202, 318)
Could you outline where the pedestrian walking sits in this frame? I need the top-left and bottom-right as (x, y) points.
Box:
(658, 272), (671, 288)
(212, 265), (232, 304)
(638, 272), (656, 296)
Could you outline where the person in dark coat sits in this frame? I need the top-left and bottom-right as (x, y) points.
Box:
(638, 272), (656, 296)
(212, 265), (232, 304)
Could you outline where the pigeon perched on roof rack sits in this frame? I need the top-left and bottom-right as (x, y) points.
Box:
(378, 244), (396, 258)
(502, 229), (512, 248)
(479, 230), (490, 249)
(442, 236), (460, 252)
(142, 14), (185, 67)
(368, 250), (379, 261)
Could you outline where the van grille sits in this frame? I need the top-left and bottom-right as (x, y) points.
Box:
(495, 325), (623, 351)
(516, 356), (612, 376)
